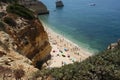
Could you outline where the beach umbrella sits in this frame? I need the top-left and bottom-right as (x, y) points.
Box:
(64, 48), (69, 51)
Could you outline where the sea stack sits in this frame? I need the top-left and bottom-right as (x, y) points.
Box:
(56, 0), (64, 7)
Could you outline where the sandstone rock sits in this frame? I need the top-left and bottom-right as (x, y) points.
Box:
(117, 39), (120, 46)
(0, 2), (51, 78)
(1, 14), (51, 69)
(107, 42), (118, 50)
(56, 0), (64, 7)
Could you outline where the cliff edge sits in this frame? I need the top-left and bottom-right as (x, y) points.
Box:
(19, 0), (49, 15)
(0, 1), (51, 72)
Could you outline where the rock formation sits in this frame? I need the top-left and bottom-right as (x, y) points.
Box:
(0, 3), (51, 69)
(19, 0), (49, 15)
(0, 1), (51, 79)
(5, 17), (51, 68)
(107, 39), (120, 50)
(0, 31), (38, 79)
(56, 0), (64, 7)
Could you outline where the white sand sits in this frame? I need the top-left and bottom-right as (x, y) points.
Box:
(41, 21), (93, 68)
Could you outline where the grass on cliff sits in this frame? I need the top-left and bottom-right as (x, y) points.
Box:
(0, 0), (18, 3)
(0, 21), (4, 28)
(6, 4), (35, 20)
(4, 17), (17, 27)
(0, 21), (6, 31)
(36, 46), (120, 80)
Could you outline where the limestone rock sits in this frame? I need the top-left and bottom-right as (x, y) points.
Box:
(0, 2), (51, 78)
(117, 39), (120, 46)
(56, 0), (64, 7)
(107, 39), (120, 50)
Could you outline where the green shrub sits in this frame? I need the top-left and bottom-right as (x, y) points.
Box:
(0, 12), (6, 18)
(0, 0), (18, 3)
(39, 45), (120, 80)
(4, 17), (16, 27)
(0, 21), (6, 31)
(0, 21), (4, 27)
(6, 4), (35, 20)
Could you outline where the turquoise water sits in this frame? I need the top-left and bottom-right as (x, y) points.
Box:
(39, 0), (120, 53)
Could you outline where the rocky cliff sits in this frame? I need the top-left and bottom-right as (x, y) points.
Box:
(5, 17), (51, 69)
(107, 39), (120, 50)
(0, 1), (52, 79)
(0, 3), (51, 69)
(19, 0), (49, 15)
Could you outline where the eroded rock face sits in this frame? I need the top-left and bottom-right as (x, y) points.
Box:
(3, 16), (51, 68)
(19, 19), (52, 68)
(107, 39), (120, 50)
(0, 31), (38, 79)
(0, 1), (51, 79)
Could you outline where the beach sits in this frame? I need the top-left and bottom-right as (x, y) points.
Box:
(42, 22), (93, 68)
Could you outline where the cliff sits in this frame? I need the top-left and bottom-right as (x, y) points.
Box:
(0, 3), (51, 69)
(6, 18), (52, 68)
(0, 1), (52, 79)
(30, 1), (49, 15)
(19, 0), (49, 15)
(0, 28), (39, 79)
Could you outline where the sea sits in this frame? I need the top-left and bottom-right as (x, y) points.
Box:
(39, 0), (120, 53)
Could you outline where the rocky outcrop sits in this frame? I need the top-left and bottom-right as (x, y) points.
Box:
(0, 1), (51, 79)
(30, 1), (49, 15)
(0, 31), (38, 79)
(107, 39), (120, 50)
(0, 12), (51, 69)
(56, 0), (64, 7)
(19, 0), (49, 15)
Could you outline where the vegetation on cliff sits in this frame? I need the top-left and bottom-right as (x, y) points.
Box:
(4, 17), (17, 27)
(6, 4), (35, 20)
(0, 21), (4, 28)
(37, 46), (120, 80)
(0, 1), (52, 79)
(0, 21), (6, 31)
(0, 0), (18, 3)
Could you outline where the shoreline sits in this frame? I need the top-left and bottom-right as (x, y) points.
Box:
(41, 20), (93, 68)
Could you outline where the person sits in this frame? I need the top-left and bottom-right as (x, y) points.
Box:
(57, 54), (59, 56)
(67, 54), (70, 58)
(62, 61), (64, 66)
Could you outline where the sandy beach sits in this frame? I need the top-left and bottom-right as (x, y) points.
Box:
(41, 22), (93, 68)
